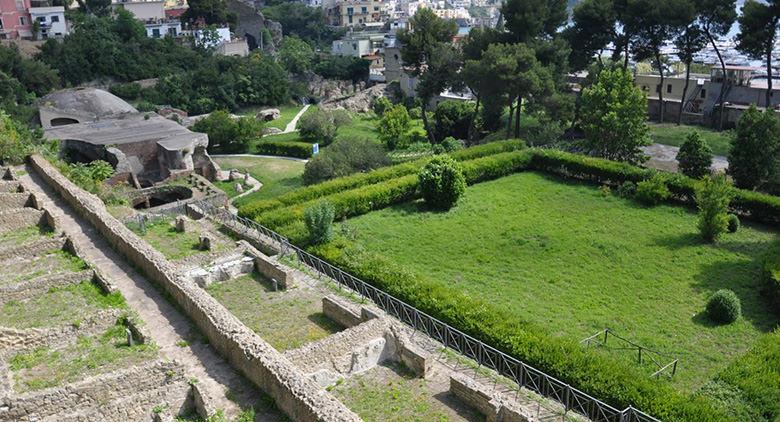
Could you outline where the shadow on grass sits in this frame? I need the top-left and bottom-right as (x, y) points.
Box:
(306, 312), (344, 334)
(691, 258), (780, 332)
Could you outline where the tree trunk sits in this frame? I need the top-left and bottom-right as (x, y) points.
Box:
(514, 96), (522, 139)
(506, 100), (515, 138)
(421, 103), (436, 144)
(678, 60), (691, 125)
(706, 30), (728, 130)
(623, 41), (630, 70)
(467, 93), (481, 145)
(766, 42), (773, 108)
(656, 51), (665, 123)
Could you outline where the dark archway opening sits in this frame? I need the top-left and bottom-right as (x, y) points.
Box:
(245, 33), (257, 50)
(50, 117), (79, 127)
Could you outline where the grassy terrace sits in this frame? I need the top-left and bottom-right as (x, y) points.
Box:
(215, 156), (305, 204)
(340, 172), (779, 390)
(648, 123), (732, 156)
(129, 217), (232, 261)
(205, 272), (342, 351)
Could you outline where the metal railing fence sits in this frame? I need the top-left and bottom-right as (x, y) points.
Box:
(191, 200), (661, 422)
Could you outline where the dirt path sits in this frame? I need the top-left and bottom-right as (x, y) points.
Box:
(642, 143), (728, 173)
(265, 104), (311, 136)
(19, 167), (285, 421)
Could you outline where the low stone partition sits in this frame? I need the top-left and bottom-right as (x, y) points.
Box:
(0, 209), (51, 234)
(0, 309), (123, 356)
(0, 360), (189, 422)
(322, 295), (364, 328)
(0, 181), (23, 193)
(242, 241), (295, 289)
(0, 192), (37, 211)
(0, 235), (67, 261)
(449, 373), (534, 422)
(0, 270), (93, 305)
(28, 154), (360, 422)
(191, 203), (282, 256)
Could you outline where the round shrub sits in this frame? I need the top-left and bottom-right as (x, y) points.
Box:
(706, 289), (742, 324)
(418, 155), (466, 210)
(727, 214), (740, 233)
(303, 201), (335, 244)
(635, 175), (670, 205)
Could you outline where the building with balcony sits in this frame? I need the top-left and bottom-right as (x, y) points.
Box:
(29, 6), (66, 39)
(328, 0), (383, 27)
(0, 0), (32, 39)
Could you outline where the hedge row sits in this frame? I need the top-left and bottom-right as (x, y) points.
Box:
(713, 329), (780, 421)
(309, 241), (730, 421)
(254, 140), (313, 159)
(237, 139), (526, 217)
(255, 150), (534, 232)
(528, 149), (780, 226)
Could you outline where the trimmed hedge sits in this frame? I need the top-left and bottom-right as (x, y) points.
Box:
(237, 139), (526, 217)
(255, 140), (314, 159)
(255, 150), (534, 233)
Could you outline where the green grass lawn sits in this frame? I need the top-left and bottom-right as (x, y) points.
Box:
(648, 123), (733, 156)
(341, 172), (779, 391)
(238, 104), (307, 130)
(130, 218), (231, 261)
(205, 272), (342, 351)
(215, 156), (305, 206)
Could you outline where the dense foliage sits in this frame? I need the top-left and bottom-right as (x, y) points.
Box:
(433, 100), (474, 141)
(695, 174), (734, 242)
(0, 111), (40, 164)
(677, 132), (713, 179)
(254, 140), (313, 159)
(303, 136), (389, 185)
(728, 106), (780, 190)
(377, 104), (411, 150)
(298, 109), (350, 146)
(303, 201), (335, 244)
(0, 45), (60, 123)
(706, 289), (742, 324)
(635, 175), (670, 205)
(579, 68), (650, 164)
(418, 155), (466, 209)
(191, 111), (264, 154)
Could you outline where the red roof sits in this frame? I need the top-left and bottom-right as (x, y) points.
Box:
(165, 8), (186, 18)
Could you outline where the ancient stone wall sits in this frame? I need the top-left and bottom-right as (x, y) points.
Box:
(449, 373), (533, 422)
(243, 243), (295, 289)
(322, 295), (363, 328)
(0, 236), (67, 261)
(0, 209), (49, 234)
(0, 270), (92, 305)
(28, 154), (360, 422)
(0, 360), (188, 422)
(0, 193), (34, 211)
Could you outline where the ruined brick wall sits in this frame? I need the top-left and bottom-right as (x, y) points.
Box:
(28, 154), (361, 422)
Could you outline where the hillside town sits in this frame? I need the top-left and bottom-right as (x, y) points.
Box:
(0, 0), (779, 420)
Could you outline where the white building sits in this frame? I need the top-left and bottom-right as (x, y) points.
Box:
(193, 26), (231, 48)
(144, 19), (181, 38)
(29, 6), (67, 39)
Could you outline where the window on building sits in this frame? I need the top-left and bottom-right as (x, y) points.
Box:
(37, 16), (46, 22)
(51, 15), (59, 22)
(19, 16), (27, 26)
(655, 84), (660, 93)
(168, 27), (177, 36)
(347, 7), (353, 14)
(348, 15), (353, 23)
(667, 84), (672, 94)
(374, 6), (379, 10)
(701, 89), (706, 98)
(152, 28), (160, 38)
(361, 6), (367, 13)
(15, 0), (24, 10)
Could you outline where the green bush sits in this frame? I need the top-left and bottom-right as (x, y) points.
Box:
(696, 175), (734, 243)
(408, 107), (422, 119)
(635, 175), (670, 205)
(440, 136), (463, 153)
(616, 181), (637, 198)
(298, 109), (349, 146)
(254, 140), (313, 159)
(303, 201), (335, 244)
(418, 155), (466, 209)
(676, 132), (713, 179)
(109, 82), (141, 100)
(377, 104), (411, 150)
(302, 136), (390, 185)
(135, 100), (157, 112)
(433, 100), (474, 141)
(764, 241), (780, 315)
(192, 111), (263, 154)
(706, 289), (742, 324)
(238, 139), (525, 218)
(373, 96), (392, 116)
(727, 214), (740, 233)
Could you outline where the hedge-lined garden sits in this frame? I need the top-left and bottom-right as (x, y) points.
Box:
(235, 142), (780, 421)
(254, 140), (314, 159)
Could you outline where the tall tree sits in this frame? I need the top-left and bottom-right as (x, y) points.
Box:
(674, 19), (707, 124)
(628, 0), (694, 123)
(501, 0), (567, 43)
(698, 0), (737, 130)
(728, 105), (780, 190)
(566, 0), (618, 71)
(461, 27), (506, 143)
(579, 68), (650, 164)
(398, 9), (459, 143)
(182, 0), (234, 26)
(736, 0), (780, 108)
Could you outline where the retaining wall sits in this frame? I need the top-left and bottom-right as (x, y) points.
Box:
(28, 154), (360, 422)
(0, 270), (92, 305)
(449, 373), (532, 422)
